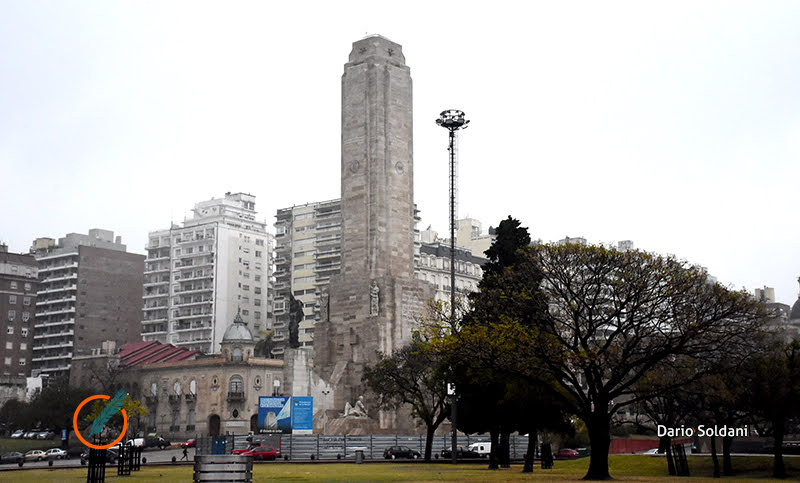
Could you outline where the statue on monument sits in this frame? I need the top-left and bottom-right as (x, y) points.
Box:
(320, 290), (329, 322)
(342, 395), (368, 418)
(370, 280), (380, 316)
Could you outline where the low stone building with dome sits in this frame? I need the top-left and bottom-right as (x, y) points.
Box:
(71, 312), (284, 440)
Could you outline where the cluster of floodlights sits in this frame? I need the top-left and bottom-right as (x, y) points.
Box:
(436, 109), (470, 131)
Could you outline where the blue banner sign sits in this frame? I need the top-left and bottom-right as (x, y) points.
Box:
(258, 396), (292, 433)
(291, 397), (313, 431)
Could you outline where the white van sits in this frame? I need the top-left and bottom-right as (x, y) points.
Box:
(468, 442), (491, 457)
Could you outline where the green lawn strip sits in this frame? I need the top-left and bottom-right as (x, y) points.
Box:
(0, 456), (796, 482)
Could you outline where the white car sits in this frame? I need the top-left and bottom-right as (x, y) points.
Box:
(45, 448), (68, 459)
(642, 448), (661, 455)
(10, 430), (24, 439)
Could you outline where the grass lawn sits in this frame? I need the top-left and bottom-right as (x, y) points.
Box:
(0, 455), (797, 482)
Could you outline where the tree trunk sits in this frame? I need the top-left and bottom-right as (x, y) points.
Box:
(722, 435), (733, 476)
(500, 432), (511, 468)
(710, 435), (719, 478)
(772, 415), (786, 479)
(488, 429), (499, 470)
(424, 424), (435, 461)
(522, 429), (537, 473)
(583, 411), (612, 480)
(660, 435), (675, 476)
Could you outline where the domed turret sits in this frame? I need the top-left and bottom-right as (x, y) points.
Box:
(790, 277), (800, 321)
(221, 310), (254, 362)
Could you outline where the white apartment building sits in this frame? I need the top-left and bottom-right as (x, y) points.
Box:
(273, 199), (342, 354)
(142, 193), (273, 354)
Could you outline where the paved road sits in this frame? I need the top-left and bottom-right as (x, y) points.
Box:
(0, 446), (191, 470)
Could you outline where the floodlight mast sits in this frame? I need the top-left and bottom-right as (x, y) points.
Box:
(436, 109), (469, 465)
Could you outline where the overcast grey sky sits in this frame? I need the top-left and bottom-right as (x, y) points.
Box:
(1, 1), (799, 304)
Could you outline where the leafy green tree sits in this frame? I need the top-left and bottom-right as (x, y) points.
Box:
(363, 338), (451, 460)
(739, 338), (800, 478)
(454, 243), (765, 480)
(254, 329), (276, 358)
(27, 377), (93, 442)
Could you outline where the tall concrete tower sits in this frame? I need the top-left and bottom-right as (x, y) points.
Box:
(313, 35), (433, 431)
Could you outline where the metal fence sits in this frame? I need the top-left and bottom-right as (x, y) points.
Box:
(197, 434), (529, 461)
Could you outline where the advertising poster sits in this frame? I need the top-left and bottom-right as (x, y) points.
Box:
(258, 396), (292, 434)
(291, 396), (313, 432)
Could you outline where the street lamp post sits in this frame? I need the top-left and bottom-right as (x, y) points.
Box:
(437, 109), (469, 465)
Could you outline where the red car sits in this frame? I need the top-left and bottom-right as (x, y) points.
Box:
(180, 438), (196, 448)
(554, 448), (580, 459)
(242, 446), (277, 461)
(232, 443), (260, 455)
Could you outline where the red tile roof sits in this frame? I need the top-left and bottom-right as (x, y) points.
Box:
(119, 340), (199, 367)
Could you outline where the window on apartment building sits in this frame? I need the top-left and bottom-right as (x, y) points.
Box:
(10, 281), (17, 289)
(242, 285), (249, 291)
(23, 297), (30, 306)
(6, 327), (13, 335)
(255, 251), (262, 258)
(294, 213), (313, 221)
(5, 342), (12, 350)
(254, 275), (261, 282)
(21, 328), (28, 337)
(243, 247), (250, 254)
(256, 239), (264, 246)
(20, 343), (26, 351)
(254, 287), (261, 295)
(254, 311), (261, 320)
(241, 309), (249, 316)
(19, 359), (25, 366)
(7, 312), (14, 322)
(24, 283), (31, 291)
(254, 299), (262, 307)
(8, 296), (16, 304)
(255, 263), (262, 270)
(242, 297), (249, 305)
(3, 357), (10, 366)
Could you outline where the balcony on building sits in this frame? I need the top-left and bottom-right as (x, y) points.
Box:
(227, 391), (245, 402)
(185, 393), (197, 402)
(168, 394), (181, 404)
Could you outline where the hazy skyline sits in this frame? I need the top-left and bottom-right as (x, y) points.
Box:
(2, 2), (799, 304)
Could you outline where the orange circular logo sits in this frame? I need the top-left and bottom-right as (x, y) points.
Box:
(72, 394), (128, 450)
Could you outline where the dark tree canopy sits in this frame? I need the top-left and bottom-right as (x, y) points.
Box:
(481, 216), (531, 280)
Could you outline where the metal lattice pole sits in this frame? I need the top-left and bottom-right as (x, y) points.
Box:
(436, 109), (469, 464)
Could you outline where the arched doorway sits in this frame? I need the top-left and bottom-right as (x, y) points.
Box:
(208, 414), (221, 437)
(250, 414), (258, 433)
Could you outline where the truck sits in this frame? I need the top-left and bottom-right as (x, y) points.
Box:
(468, 441), (491, 457)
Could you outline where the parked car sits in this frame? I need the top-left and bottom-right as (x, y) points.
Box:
(241, 446), (278, 461)
(554, 448), (580, 459)
(441, 446), (482, 459)
(37, 430), (55, 440)
(132, 435), (171, 449)
(10, 430), (24, 439)
(23, 430), (38, 439)
(232, 443), (261, 455)
(80, 448), (118, 465)
(383, 446), (421, 459)
(24, 450), (47, 462)
(180, 438), (196, 448)
(45, 448), (68, 459)
(0, 452), (24, 464)
(641, 448), (661, 455)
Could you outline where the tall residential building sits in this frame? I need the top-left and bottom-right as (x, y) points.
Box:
(0, 244), (37, 405)
(30, 229), (144, 380)
(454, 218), (495, 258)
(273, 199), (341, 354)
(142, 192), (273, 354)
(415, 243), (485, 304)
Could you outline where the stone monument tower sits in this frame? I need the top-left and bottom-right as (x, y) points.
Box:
(313, 35), (433, 431)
